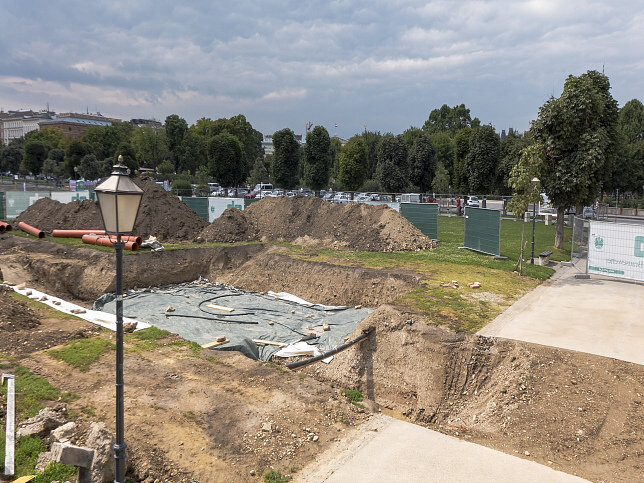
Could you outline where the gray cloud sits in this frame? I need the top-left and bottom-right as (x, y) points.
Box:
(0, 0), (642, 136)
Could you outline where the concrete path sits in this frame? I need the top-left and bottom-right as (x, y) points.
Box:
(295, 414), (587, 483)
(478, 263), (644, 365)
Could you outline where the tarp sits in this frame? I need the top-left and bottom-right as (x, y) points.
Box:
(93, 281), (372, 361)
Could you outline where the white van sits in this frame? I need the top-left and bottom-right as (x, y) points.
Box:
(254, 183), (273, 191)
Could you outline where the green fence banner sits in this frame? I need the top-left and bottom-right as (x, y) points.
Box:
(0, 192), (4, 220)
(464, 207), (501, 256)
(400, 202), (438, 239)
(180, 197), (209, 221)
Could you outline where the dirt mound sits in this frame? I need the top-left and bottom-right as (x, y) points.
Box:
(0, 285), (40, 331)
(15, 178), (208, 242)
(200, 196), (436, 251)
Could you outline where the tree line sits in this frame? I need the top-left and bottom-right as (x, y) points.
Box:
(0, 74), (642, 209)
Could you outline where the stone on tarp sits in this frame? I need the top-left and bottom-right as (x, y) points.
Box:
(86, 422), (116, 483)
(16, 407), (66, 438)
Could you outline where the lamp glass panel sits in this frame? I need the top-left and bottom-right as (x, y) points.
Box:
(115, 193), (142, 233)
(96, 191), (117, 233)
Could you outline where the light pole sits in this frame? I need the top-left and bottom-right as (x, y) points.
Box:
(94, 156), (143, 483)
(530, 177), (540, 264)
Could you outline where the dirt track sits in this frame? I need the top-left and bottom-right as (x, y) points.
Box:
(0, 234), (642, 482)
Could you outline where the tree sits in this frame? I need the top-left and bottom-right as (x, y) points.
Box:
(165, 114), (188, 169)
(82, 123), (133, 160)
(496, 131), (527, 195)
(271, 129), (300, 189)
(608, 99), (644, 195)
(171, 178), (192, 196)
(248, 158), (270, 186)
(22, 140), (49, 175)
(131, 125), (169, 169)
(1, 138), (24, 173)
(178, 130), (208, 175)
(41, 158), (58, 179)
(48, 148), (65, 164)
(402, 126), (423, 147)
(77, 154), (104, 180)
(208, 132), (243, 187)
(422, 104), (480, 135)
(432, 162), (451, 194)
(452, 128), (471, 193)
(65, 141), (93, 178)
(303, 126), (331, 190)
(528, 70), (619, 247)
(429, 132), (454, 180)
(114, 142), (138, 173)
(338, 136), (368, 191)
(25, 128), (66, 150)
(157, 159), (175, 180)
(360, 130), (381, 179)
(375, 134), (408, 192)
(407, 134), (435, 192)
(466, 125), (500, 194)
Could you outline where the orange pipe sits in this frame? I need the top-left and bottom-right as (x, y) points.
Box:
(120, 235), (143, 245)
(18, 222), (45, 238)
(52, 229), (105, 238)
(81, 234), (139, 251)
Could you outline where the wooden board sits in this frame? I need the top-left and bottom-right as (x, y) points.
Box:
(252, 339), (288, 347)
(205, 304), (234, 312)
(201, 338), (230, 349)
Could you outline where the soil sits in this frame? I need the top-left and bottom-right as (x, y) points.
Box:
(199, 196), (437, 251)
(14, 177), (209, 242)
(0, 232), (641, 481)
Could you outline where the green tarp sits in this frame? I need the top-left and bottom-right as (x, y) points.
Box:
(464, 207), (501, 256)
(400, 203), (438, 239)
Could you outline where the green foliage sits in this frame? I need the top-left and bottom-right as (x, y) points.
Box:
(376, 134), (408, 192)
(81, 122), (134, 161)
(171, 178), (193, 196)
(359, 130), (382, 179)
(23, 140), (49, 175)
(15, 435), (46, 475)
(130, 326), (170, 341)
(0, 364), (63, 418)
(65, 140), (93, 177)
(466, 125), (500, 194)
(165, 114), (188, 167)
(33, 462), (77, 483)
(432, 162), (451, 193)
(248, 158), (270, 186)
(178, 130), (208, 175)
(429, 132), (455, 179)
(452, 127), (471, 192)
(208, 132), (244, 186)
(423, 103), (480, 135)
(272, 129), (300, 189)
(342, 389), (363, 403)
(157, 159), (175, 178)
(114, 141), (138, 173)
(497, 131), (527, 195)
(304, 126), (331, 190)
(77, 154), (105, 180)
(264, 469), (292, 483)
(25, 128), (66, 150)
(338, 136), (368, 191)
(508, 145), (542, 216)
(131, 125), (169, 169)
(1, 138), (24, 172)
(408, 134), (435, 192)
(40, 158), (58, 178)
(48, 338), (114, 371)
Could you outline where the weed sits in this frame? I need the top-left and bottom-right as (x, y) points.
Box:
(152, 405), (166, 411)
(80, 405), (96, 418)
(299, 374), (307, 381)
(33, 462), (77, 482)
(342, 389), (364, 405)
(48, 338), (114, 371)
(205, 355), (230, 366)
(183, 410), (196, 421)
(60, 391), (80, 403)
(264, 469), (292, 483)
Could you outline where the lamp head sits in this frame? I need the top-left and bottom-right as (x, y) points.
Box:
(95, 158), (143, 235)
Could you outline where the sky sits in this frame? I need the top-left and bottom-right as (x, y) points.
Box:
(1, 0), (643, 139)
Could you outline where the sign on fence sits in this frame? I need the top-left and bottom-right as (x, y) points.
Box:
(4, 192), (49, 219)
(588, 221), (644, 282)
(208, 197), (244, 222)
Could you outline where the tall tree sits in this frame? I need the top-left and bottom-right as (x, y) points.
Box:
(432, 162), (451, 194)
(165, 114), (188, 169)
(360, 130), (382, 179)
(0, 138), (24, 173)
(114, 142), (139, 174)
(77, 154), (105, 180)
(528, 70), (619, 247)
(608, 99), (644, 195)
(496, 131), (527, 195)
(208, 132), (244, 187)
(408, 134), (436, 192)
(131, 125), (169, 169)
(82, 122), (133, 161)
(452, 128), (471, 193)
(22, 140), (49, 175)
(338, 136), (368, 191)
(376, 134), (408, 192)
(466, 125), (500, 194)
(178, 130), (208, 175)
(422, 104), (480, 135)
(303, 126), (331, 190)
(65, 140), (93, 178)
(272, 129), (300, 189)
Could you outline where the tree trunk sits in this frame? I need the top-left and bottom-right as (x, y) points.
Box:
(555, 206), (565, 249)
(575, 204), (583, 217)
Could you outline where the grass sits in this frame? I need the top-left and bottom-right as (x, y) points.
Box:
(342, 388), (364, 408)
(8, 291), (83, 320)
(48, 338), (114, 371)
(80, 405), (97, 418)
(264, 469), (292, 483)
(266, 361), (288, 373)
(126, 326), (202, 356)
(0, 432), (76, 481)
(0, 362), (65, 418)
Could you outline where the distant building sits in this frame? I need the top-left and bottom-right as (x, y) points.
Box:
(38, 112), (121, 140)
(130, 118), (162, 128)
(262, 133), (304, 157)
(1, 109), (54, 145)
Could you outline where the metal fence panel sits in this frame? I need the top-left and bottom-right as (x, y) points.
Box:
(588, 220), (644, 282)
(464, 207), (501, 256)
(50, 191), (91, 203)
(180, 197), (209, 221)
(400, 202), (438, 239)
(0, 192), (5, 220)
(4, 192), (50, 219)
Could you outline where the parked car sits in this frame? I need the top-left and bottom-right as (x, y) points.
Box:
(466, 196), (480, 207)
(299, 187), (313, 196)
(355, 193), (371, 202)
(333, 192), (350, 204)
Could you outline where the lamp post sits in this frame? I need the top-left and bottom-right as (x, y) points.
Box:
(530, 177), (540, 264)
(94, 156), (143, 483)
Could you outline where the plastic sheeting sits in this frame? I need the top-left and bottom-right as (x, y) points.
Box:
(93, 281), (372, 361)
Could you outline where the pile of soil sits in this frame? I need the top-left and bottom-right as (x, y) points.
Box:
(199, 197), (437, 251)
(15, 178), (208, 242)
(0, 284), (40, 331)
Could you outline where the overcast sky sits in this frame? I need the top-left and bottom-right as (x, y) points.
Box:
(1, 1), (642, 138)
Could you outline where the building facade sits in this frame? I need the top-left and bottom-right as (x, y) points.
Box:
(1, 110), (54, 145)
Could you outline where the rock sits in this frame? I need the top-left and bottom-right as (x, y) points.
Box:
(268, 320), (274, 326)
(165, 305), (175, 313)
(53, 300), (61, 305)
(312, 435), (319, 442)
(261, 422), (272, 432)
(17, 407), (66, 438)
(85, 422), (116, 483)
(35, 451), (54, 472)
(322, 323), (330, 331)
(51, 442), (94, 468)
(16, 283), (26, 290)
(123, 321), (137, 333)
(70, 308), (87, 314)
(51, 421), (76, 442)
(524, 451), (530, 456)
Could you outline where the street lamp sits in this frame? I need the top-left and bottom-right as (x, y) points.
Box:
(94, 156), (143, 483)
(530, 177), (540, 264)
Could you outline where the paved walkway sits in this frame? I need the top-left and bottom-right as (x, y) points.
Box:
(295, 415), (587, 482)
(478, 263), (644, 365)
